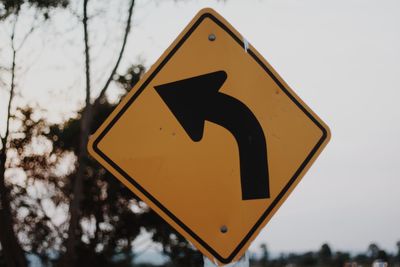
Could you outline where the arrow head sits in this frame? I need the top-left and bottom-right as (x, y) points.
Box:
(154, 71), (227, 142)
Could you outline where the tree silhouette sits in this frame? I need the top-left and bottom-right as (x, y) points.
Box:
(4, 64), (203, 267)
(368, 243), (380, 260)
(0, 2), (68, 267)
(318, 243), (332, 266)
(397, 241), (400, 261)
(332, 251), (350, 267)
(59, 1), (136, 266)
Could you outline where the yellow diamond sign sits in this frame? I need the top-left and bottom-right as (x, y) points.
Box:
(88, 8), (330, 265)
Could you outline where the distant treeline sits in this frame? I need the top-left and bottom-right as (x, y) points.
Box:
(132, 242), (400, 267)
(249, 242), (400, 267)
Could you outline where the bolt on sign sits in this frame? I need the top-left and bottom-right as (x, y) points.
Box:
(88, 8), (330, 266)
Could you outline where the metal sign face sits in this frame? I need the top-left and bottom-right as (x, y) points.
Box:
(88, 8), (330, 265)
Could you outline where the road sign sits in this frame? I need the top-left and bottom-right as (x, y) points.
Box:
(88, 8), (330, 266)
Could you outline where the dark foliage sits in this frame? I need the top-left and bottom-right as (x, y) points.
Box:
(0, 251), (5, 267)
(251, 243), (400, 267)
(0, 0), (68, 19)
(5, 64), (202, 267)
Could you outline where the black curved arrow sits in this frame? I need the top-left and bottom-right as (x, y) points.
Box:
(154, 71), (269, 200)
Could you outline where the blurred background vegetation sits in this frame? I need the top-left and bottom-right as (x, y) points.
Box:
(0, 1), (399, 267)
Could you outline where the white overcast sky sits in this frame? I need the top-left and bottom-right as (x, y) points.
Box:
(1, 0), (400, 256)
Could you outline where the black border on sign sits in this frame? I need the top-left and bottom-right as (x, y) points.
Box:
(92, 13), (328, 264)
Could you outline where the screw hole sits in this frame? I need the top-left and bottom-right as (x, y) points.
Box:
(220, 225), (228, 233)
(208, 33), (216, 41)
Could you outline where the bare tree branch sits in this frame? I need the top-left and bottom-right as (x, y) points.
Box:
(67, 5), (82, 21)
(93, 0), (135, 110)
(2, 15), (18, 148)
(15, 11), (40, 52)
(0, 11), (29, 267)
(62, 0), (92, 265)
(83, 1), (91, 104)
